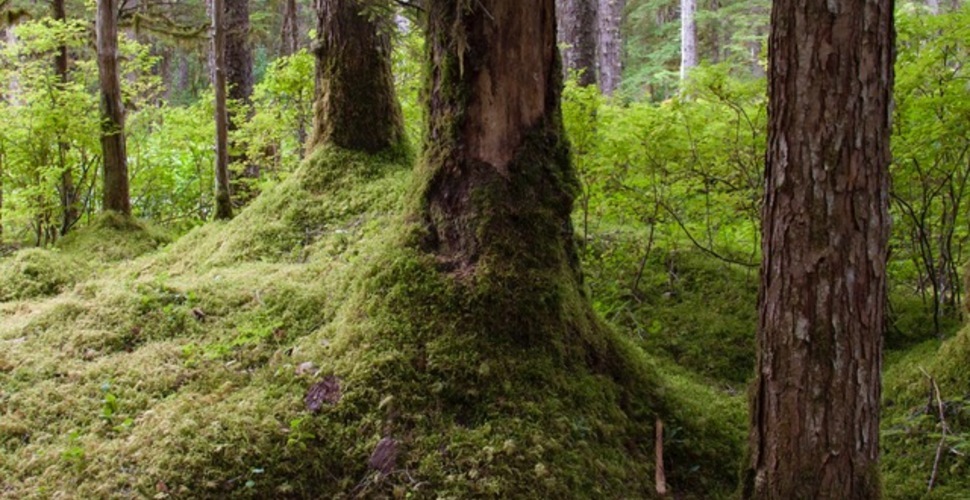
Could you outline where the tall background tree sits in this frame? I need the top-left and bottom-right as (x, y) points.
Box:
(96, 0), (131, 215)
(212, 0), (233, 219)
(679, 0), (696, 80)
(597, 0), (624, 95)
(309, 0), (403, 152)
(558, 0), (599, 87)
(744, 0), (894, 497)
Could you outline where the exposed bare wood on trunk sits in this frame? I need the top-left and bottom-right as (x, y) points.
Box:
(744, 0), (894, 497)
(309, 0), (403, 153)
(596, 0), (624, 95)
(96, 0), (131, 216)
(213, 0), (233, 220)
(557, 0), (598, 86)
(422, 0), (576, 271)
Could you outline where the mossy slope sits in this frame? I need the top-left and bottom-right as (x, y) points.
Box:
(0, 148), (743, 498)
(882, 329), (970, 499)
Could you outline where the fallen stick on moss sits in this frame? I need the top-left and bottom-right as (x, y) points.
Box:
(656, 416), (668, 497)
(920, 367), (949, 494)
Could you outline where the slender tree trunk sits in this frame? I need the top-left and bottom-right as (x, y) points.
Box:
(96, 0), (131, 216)
(309, 0), (404, 153)
(53, 0), (78, 235)
(927, 0), (941, 14)
(679, 0), (697, 81)
(557, 0), (598, 87)
(223, 0), (256, 202)
(422, 0), (577, 273)
(281, 0), (300, 56)
(596, 0), (624, 95)
(744, 0), (894, 498)
(213, 0), (233, 220)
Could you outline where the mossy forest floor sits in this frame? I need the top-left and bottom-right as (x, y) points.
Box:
(1, 149), (968, 498)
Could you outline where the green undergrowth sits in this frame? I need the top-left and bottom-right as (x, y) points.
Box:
(0, 146), (745, 498)
(583, 237), (758, 387)
(882, 328), (970, 499)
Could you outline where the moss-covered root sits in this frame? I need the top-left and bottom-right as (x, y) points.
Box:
(281, 232), (745, 498)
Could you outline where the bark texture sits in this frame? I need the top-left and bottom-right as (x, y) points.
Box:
(744, 0), (895, 498)
(224, 0), (256, 201)
(679, 0), (697, 80)
(281, 0), (300, 56)
(213, 0), (233, 220)
(96, 0), (131, 216)
(422, 0), (577, 273)
(596, 0), (624, 95)
(310, 0), (403, 152)
(557, 0), (598, 86)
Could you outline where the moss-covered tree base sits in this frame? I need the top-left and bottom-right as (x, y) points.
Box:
(0, 149), (743, 498)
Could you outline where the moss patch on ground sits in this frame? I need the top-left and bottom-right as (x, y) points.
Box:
(882, 329), (970, 499)
(0, 146), (748, 498)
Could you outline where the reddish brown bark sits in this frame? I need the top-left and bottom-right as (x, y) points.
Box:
(744, 0), (895, 498)
(422, 0), (576, 271)
(96, 0), (131, 216)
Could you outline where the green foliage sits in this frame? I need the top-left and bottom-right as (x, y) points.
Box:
(889, 5), (970, 341)
(237, 50), (315, 183)
(0, 18), (159, 243)
(563, 66), (764, 384)
(623, 0), (769, 100)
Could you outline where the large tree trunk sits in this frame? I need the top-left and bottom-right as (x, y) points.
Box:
(596, 0), (624, 95)
(557, 0), (598, 87)
(213, 0), (233, 220)
(280, 0), (300, 56)
(96, 0), (131, 216)
(744, 0), (894, 498)
(309, 0), (403, 153)
(422, 0), (577, 273)
(679, 0), (697, 81)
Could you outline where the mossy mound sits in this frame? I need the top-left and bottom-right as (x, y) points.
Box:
(0, 147), (744, 498)
(0, 248), (81, 302)
(57, 212), (170, 262)
(882, 328), (970, 499)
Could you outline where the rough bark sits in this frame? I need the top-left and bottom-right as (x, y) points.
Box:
(281, 0), (300, 56)
(213, 0), (233, 220)
(96, 0), (131, 216)
(557, 0), (598, 86)
(309, 0), (404, 153)
(224, 0), (256, 200)
(422, 0), (577, 274)
(679, 0), (697, 81)
(596, 0), (624, 95)
(744, 0), (895, 498)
